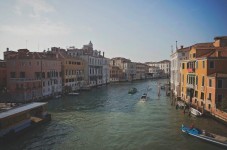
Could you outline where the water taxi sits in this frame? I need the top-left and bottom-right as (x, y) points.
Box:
(181, 124), (227, 147)
(128, 87), (137, 94)
(140, 93), (147, 102)
(0, 102), (51, 140)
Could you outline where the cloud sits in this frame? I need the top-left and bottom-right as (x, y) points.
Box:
(3, 0), (71, 36)
(14, 0), (55, 18)
(0, 20), (70, 36)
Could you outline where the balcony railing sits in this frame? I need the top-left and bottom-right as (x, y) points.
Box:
(187, 68), (195, 73)
(186, 83), (194, 89)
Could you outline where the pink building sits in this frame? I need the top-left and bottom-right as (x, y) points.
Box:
(6, 49), (62, 102)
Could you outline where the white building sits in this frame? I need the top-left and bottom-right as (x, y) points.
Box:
(146, 60), (170, 78)
(148, 66), (163, 78)
(102, 57), (110, 84)
(170, 46), (189, 97)
(67, 41), (109, 87)
(110, 57), (136, 81)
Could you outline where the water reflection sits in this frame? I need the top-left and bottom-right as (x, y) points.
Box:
(1, 79), (227, 150)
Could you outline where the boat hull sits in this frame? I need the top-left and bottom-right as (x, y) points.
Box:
(181, 125), (227, 147)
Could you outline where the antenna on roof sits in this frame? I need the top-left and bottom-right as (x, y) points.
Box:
(171, 45), (173, 54)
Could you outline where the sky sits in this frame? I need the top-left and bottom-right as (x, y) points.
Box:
(0, 0), (227, 62)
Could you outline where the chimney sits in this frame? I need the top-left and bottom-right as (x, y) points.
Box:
(6, 48), (9, 51)
(103, 52), (105, 57)
(181, 45), (184, 49)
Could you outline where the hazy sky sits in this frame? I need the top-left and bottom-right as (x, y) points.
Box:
(0, 0), (227, 62)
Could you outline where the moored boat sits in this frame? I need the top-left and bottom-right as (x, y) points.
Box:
(190, 107), (203, 116)
(181, 124), (227, 147)
(68, 92), (80, 96)
(0, 102), (51, 140)
(128, 87), (137, 94)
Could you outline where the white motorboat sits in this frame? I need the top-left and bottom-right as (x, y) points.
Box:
(140, 93), (147, 102)
(190, 107), (203, 116)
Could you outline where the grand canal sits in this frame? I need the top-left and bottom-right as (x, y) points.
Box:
(1, 79), (227, 150)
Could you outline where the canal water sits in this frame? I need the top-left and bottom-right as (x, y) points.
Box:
(1, 79), (227, 150)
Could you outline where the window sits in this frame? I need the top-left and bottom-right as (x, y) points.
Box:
(195, 76), (198, 85)
(201, 92), (204, 100)
(193, 53), (196, 58)
(195, 91), (198, 98)
(20, 72), (25, 78)
(195, 61), (198, 69)
(202, 76), (205, 86)
(10, 72), (16, 78)
(182, 53), (185, 56)
(202, 61), (205, 68)
(209, 61), (214, 69)
(217, 79), (223, 88)
(208, 104), (211, 109)
(208, 93), (211, 100)
(209, 79), (212, 87)
(182, 63), (185, 69)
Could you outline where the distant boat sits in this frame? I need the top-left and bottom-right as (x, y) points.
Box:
(128, 87), (137, 94)
(68, 92), (80, 96)
(190, 107), (203, 116)
(160, 85), (165, 90)
(140, 93), (147, 102)
(54, 95), (62, 99)
(181, 124), (227, 147)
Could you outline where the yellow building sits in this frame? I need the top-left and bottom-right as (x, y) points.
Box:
(51, 47), (85, 92)
(180, 36), (227, 116)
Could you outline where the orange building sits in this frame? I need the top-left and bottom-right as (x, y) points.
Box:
(109, 65), (123, 82)
(180, 36), (227, 121)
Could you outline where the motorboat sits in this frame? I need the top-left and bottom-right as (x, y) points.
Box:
(140, 93), (147, 102)
(190, 107), (203, 116)
(181, 124), (227, 147)
(54, 95), (62, 98)
(177, 101), (186, 109)
(128, 87), (137, 94)
(68, 92), (80, 96)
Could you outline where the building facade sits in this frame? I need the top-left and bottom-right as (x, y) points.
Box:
(5, 49), (62, 102)
(110, 57), (136, 81)
(170, 46), (190, 97)
(146, 60), (170, 78)
(0, 60), (6, 92)
(180, 36), (227, 121)
(67, 41), (109, 87)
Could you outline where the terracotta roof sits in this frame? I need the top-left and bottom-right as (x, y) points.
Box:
(177, 47), (190, 52)
(208, 73), (227, 78)
(192, 42), (214, 48)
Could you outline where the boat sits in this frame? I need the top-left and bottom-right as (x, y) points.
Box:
(190, 107), (203, 116)
(177, 101), (186, 109)
(160, 85), (165, 90)
(0, 102), (51, 140)
(140, 93), (147, 102)
(54, 95), (62, 98)
(68, 92), (80, 96)
(181, 124), (227, 147)
(128, 87), (137, 94)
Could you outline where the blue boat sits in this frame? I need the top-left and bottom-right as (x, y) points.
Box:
(181, 124), (227, 147)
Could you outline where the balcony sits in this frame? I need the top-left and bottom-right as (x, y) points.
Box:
(187, 68), (195, 73)
(186, 83), (194, 89)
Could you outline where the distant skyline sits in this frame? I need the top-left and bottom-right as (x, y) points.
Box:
(1, 0), (227, 62)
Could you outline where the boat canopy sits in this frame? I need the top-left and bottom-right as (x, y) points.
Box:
(0, 102), (47, 119)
